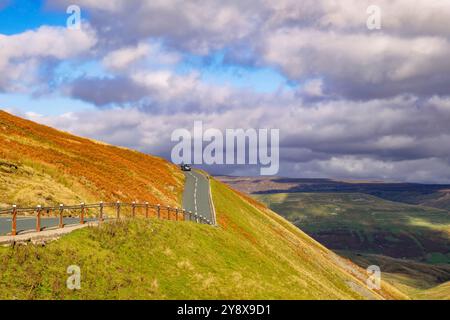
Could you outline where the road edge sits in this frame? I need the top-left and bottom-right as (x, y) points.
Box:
(0, 221), (99, 245)
(195, 170), (218, 226)
(207, 176), (218, 226)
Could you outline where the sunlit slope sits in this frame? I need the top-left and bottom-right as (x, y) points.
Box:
(255, 192), (450, 299)
(210, 181), (407, 299)
(255, 192), (450, 260)
(0, 178), (407, 299)
(0, 111), (407, 299)
(0, 110), (184, 207)
(415, 282), (450, 300)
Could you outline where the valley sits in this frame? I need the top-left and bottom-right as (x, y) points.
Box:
(219, 176), (450, 299)
(0, 111), (405, 300)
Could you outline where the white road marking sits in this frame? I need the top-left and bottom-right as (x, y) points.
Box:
(188, 172), (199, 213)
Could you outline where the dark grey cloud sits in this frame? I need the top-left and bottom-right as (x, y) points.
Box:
(68, 76), (148, 107)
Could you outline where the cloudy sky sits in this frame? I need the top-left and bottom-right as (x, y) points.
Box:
(1, 0), (450, 182)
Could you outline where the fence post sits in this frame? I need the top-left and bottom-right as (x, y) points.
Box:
(11, 205), (17, 236)
(80, 203), (85, 224)
(167, 206), (171, 220)
(59, 204), (64, 228)
(36, 205), (42, 232)
(132, 201), (136, 218)
(175, 208), (179, 221)
(116, 201), (120, 219)
(194, 213), (199, 223)
(157, 204), (160, 219)
(99, 201), (104, 222)
(145, 202), (149, 218)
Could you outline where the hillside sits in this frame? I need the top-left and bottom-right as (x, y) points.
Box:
(0, 180), (407, 299)
(0, 110), (406, 299)
(218, 176), (450, 211)
(0, 110), (184, 208)
(254, 192), (450, 260)
(342, 252), (450, 300)
(253, 192), (450, 299)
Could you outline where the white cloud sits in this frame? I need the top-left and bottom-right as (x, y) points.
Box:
(102, 43), (150, 71)
(262, 28), (450, 95)
(5, 0), (450, 181)
(19, 94), (450, 183)
(0, 25), (97, 92)
(300, 79), (325, 98)
(102, 42), (180, 71)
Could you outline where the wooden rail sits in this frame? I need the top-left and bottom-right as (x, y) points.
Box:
(0, 201), (212, 236)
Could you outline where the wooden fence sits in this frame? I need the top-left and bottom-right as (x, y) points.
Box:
(0, 201), (213, 236)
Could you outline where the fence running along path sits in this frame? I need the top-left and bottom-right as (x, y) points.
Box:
(0, 201), (213, 236)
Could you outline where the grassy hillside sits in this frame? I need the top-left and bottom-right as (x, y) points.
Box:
(0, 110), (184, 208)
(0, 110), (409, 299)
(255, 192), (450, 299)
(218, 176), (450, 211)
(0, 180), (407, 299)
(415, 282), (450, 300)
(255, 192), (450, 260)
(341, 251), (450, 300)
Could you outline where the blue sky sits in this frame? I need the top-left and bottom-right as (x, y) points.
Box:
(0, 0), (288, 116)
(0, 0), (66, 34)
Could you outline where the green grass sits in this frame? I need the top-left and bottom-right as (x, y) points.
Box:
(255, 192), (450, 299)
(0, 181), (406, 300)
(339, 251), (450, 299)
(255, 192), (450, 259)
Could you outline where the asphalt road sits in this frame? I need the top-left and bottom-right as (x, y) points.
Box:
(0, 169), (213, 235)
(182, 170), (213, 223)
(0, 217), (96, 236)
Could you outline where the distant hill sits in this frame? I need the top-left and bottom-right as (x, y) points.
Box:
(0, 111), (405, 300)
(254, 192), (450, 261)
(0, 110), (184, 208)
(217, 176), (450, 210)
(217, 176), (450, 299)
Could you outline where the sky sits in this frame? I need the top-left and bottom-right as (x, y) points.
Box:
(1, 0), (450, 183)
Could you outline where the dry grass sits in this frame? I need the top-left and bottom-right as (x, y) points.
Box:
(0, 110), (184, 208)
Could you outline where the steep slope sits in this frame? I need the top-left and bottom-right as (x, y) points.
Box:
(254, 192), (450, 298)
(0, 110), (407, 299)
(0, 179), (407, 299)
(0, 110), (184, 208)
(415, 282), (450, 300)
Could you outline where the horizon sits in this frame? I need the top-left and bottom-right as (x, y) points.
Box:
(3, 107), (450, 186)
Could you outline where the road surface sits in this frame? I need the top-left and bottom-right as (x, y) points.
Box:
(0, 169), (214, 235)
(182, 170), (214, 223)
(0, 217), (96, 236)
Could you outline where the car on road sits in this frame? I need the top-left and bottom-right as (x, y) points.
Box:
(180, 164), (192, 171)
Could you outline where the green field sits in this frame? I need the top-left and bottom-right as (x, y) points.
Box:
(0, 182), (406, 299)
(255, 192), (450, 299)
